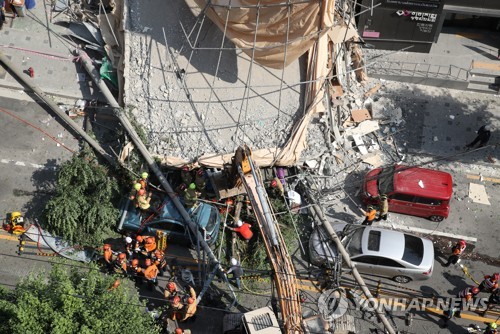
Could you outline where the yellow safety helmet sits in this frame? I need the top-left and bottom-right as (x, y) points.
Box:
(133, 183), (141, 191)
(141, 172), (148, 179)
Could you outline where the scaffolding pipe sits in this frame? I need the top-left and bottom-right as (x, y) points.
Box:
(75, 49), (236, 301)
(0, 51), (116, 167)
(302, 177), (397, 334)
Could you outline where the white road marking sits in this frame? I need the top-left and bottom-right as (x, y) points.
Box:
(376, 222), (477, 243)
(0, 159), (51, 170)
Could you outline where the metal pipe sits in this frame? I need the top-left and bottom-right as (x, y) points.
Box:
(302, 177), (397, 334)
(0, 51), (116, 167)
(75, 49), (236, 301)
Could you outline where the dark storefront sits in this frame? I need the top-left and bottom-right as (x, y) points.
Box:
(358, 0), (500, 52)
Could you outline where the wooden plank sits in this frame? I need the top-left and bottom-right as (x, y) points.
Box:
(209, 172), (246, 200)
(471, 61), (500, 71)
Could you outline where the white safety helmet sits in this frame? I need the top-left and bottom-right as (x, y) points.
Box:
(484, 125), (492, 131)
(125, 237), (132, 244)
(236, 220), (243, 227)
(230, 258), (238, 266)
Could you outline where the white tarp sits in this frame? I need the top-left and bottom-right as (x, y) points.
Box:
(24, 224), (95, 263)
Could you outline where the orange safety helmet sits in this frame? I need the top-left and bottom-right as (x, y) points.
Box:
(145, 258), (152, 266)
(175, 329), (183, 334)
(171, 296), (181, 304)
(118, 253), (126, 260)
(493, 273), (500, 282)
(103, 244), (111, 250)
(459, 240), (466, 246)
(138, 188), (146, 196)
(167, 282), (176, 292)
(471, 287), (479, 295)
(136, 235), (143, 242)
(182, 165), (190, 172)
(197, 169), (204, 176)
(131, 259), (139, 266)
(187, 297), (195, 304)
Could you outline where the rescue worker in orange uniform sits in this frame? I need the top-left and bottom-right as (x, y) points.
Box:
(362, 205), (378, 226)
(127, 258), (143, 284)
(152, 249), (167, 276)
(225, 219), (253, 241)
(143, 258), (159, 290)
(479, 273), (500, 293)
(180, 286), (197, 322)
(102, 244), (114, 271)
(194, 169), (206, 195)
(136, 188), (153, 212)
(129, 183), (142, 201)
(134, 235), (145, 254)
(455, 286), (479, 317)
(138, 172), (149, 191)
(144, 236), (157, 255)
(168, 296), (185, 320)
(444, 240), (466, 267)
(113, 253), (128, 275)
(164, 281), (181, 300)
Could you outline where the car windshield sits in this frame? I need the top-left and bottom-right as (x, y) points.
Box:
(205, 206), (219, 232)
(346, 228), (364, 257)
(402, 234), (424, 265)
(378, 166), (395, 195)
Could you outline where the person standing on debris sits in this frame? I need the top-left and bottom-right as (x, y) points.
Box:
(225, 220), (253, 241)
(466, 124), (492, 149)
(181, 165), (193, 185)
(194, 169), (206, 195)
(479, 273), (500, 293)
(183, 183), (198, 208)
(138, 172), (149, 190)
(180, 286), (197, 322)
(223, 258), (243, 290)
(143, 258), (159, 290)
(129, 183), (142, 200)
(136, 188), (153, 212)
(376, 195), (389, 221)
(362, 205), (378, 225)
(443, 239), (466, 267)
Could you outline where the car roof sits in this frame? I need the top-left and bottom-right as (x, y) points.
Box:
(360, 227), (405, 259)
(393, 165), (452, 200)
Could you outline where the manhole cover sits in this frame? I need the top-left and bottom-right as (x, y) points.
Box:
(317, 288), (348, 321)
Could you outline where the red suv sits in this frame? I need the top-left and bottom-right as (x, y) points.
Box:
(361, 165), (453, 222)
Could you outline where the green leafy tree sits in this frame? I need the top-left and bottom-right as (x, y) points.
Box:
(0, 263), (160, 334)
(43, 149), (120, 246)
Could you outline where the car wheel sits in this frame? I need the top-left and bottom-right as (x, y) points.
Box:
(429, 215), (444, 222)
(393, 275), (411, 283)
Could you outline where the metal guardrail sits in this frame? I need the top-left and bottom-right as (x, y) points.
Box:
(366, 60), (470, 81)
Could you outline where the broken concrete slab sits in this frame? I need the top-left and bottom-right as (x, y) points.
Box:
(345, 120), (379, 137)
(468, 183), (490, 205)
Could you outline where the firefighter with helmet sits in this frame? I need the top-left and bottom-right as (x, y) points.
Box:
(479, 273), (500, 293)
(444, 239), (466, 267)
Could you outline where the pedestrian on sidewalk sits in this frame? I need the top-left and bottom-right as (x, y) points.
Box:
(361, 205), (378, 225)
(466, 124), (492, 149)
(443, 240), (466, 267)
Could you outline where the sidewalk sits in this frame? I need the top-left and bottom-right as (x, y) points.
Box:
(0, 2), (103, 101)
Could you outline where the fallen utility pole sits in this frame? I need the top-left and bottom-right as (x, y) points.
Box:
(75, 49), (236, 302)
(302, 176), (397, 334)
(0, 51), (116, 167)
